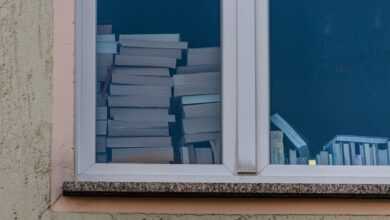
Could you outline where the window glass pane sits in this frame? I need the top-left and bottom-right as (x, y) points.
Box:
(270, 0), (390, 166)
(95, 0), (222, 164)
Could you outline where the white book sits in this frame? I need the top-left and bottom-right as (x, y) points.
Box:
(174, 83), (220, 97)
(181, 146), (190, 164)
(97, 42), (117, 54)
(332, 143), (343, 165)
(111, 147), (174, 163)
(108, 121), (169, 137)
(343, 143), (351, 165)
(176, 64), (221, 74)
(289, 149), (297, 165)
(359, 144), (366, 165)
(115, 55), (177, 68)
(271, 113), (307, 151)
(364, 143), (372, 165)
(107, 137), (172, 148)
(111, 74), (173, 87)
(270, 131), (285, 165)
(112, 67), (170, 77)
(183, 132), (221, 144)
(97, 34), (116, 42)
(97, 54), (114, 66)
(377, 149), (388, 165)
(110, 84), (172, 97)
(173, 72), (220, 86)
(120, 39), (188, 49)
(96, 107), (108, 120)
(209, 139), (222, 164)
(371, 144), (378, 165)
(96, 153), (108, 163)
(319, 151), (329, 165)
(187, 47), (221, 66)
(110, 108), (170, 123)
(329, 135), (388, 145)
(96, 136), (106, 153)
(108, 95), (170, 108)
(182, 118), (221, 134)
(97, 25), (112, 34)
(181, 94), (221, 105)
(119, 34), (181, 42)
(96, 120), (107, 136)
(194, 147), (214, 164)
(120, 47), (182, 59)
(182, 103), (221, 118)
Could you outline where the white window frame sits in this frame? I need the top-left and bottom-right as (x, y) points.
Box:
(76, 0), (390, 184)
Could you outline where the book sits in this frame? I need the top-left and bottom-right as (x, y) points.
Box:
(209, 139), (222, 164)
(96, 120), (107, 136)
(371, 144), (378, 165)
(111, 67), (170, 77)
(181, 95), (221, 105)
(377, 149), (388, 165)
(176, 64), (221, 74)
(350, 142), (362, 165)
(108, 120), (169, 129)
(115, 55), (177, 68)
(97, 25), (112, 34)
(289, 149), (297, 165)
(120, 47), (182, 59)
(359, 144), (366, 165)
(182, 132), (221, 144)
(111, 74), (173, 87)
(328, 135), (388, 145)
(343, 143), (351, 165)
(174, 83), (220, 97)
(108, 95), (170, 108)
(108, 121), (170, 137)
(332, 143), (343, 165)
(119, 39), (188, 49)
(270, 131), (285, 165)
(96, 94), (107, 107)
(182, 118), (221, 134)
(96, 42), (117, 54)
(364, 143), (372, 165)
(110, 108), (170, 123)
(110, 84), (172, 97)
(182, 103), (221, 118)
(194, 147), (214, 164)
(111, 147), (174, 163)
(181, 146), (191, 164)
(96, 136), (106, 153)
(187, 47), (221, 66)
(107, 137), (172, 148)
(97, 34), (116, 42)
(119, 34), (181, 42)
(97, 54), (114, 66)
(96, 106), (107, 120)
(97, 66), (111, 82)
(319, 151), (329, 165)
(271, 113), (309, 159)
(96, 153), (108, 163)
(173, 72), (220, 85)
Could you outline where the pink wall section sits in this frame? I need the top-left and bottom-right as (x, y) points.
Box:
(52, 0), (75, 204)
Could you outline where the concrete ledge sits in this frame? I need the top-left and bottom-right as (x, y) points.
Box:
(63, 182), (390, 198)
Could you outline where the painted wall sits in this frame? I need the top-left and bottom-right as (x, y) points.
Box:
(1, 0), (390, 219)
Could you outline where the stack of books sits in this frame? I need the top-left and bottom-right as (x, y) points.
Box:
(96, 25), (117, 163)
(321, 135), (390, 166)
(106, 34), (187, 163)
(174, 47), (222, 164)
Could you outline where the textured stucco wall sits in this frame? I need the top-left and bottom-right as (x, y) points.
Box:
(2, 0), (390, 219)
(0, 0), (53, 219)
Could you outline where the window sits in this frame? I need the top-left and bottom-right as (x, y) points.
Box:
(76, 0), (390, 184)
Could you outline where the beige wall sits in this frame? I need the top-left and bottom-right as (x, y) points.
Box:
(1, 0), (390, 219)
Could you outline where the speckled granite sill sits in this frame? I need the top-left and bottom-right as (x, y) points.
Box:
(63, 182), (390, 198)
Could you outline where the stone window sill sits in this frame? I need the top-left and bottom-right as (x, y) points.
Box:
(63, 182), (390, 198)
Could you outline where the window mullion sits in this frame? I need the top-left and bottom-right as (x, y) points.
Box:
(236, 0), (258, 174)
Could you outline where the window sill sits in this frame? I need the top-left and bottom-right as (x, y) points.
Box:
(63, 181), (390, 198)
